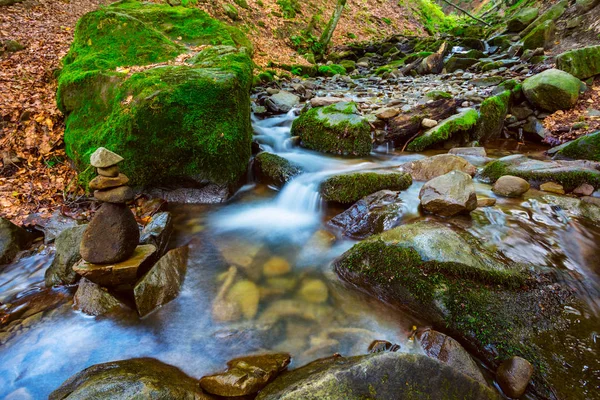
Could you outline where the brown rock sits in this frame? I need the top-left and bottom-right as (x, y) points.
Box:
(540, 181), (565, 194)
(200, 353), (291, 397)
(477, 197), (497, 207)
(79, 203), (140, 264)
(310, 97), (351, 107)
(97, 165), (119, 177)
(375, 108), (400, 120)
(399, 154), (477, 181)
(94, 186), (135, 203)
(419, 171), (477, 217)
(573, 183), (594, 196)
(492, 175), (530, 198)
(89, 173), (129, 191)
(74, 244), (156, 287)
(74, 278), (126, 316)
(497, 356), (533, 398)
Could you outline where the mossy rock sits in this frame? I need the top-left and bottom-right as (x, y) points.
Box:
(555, 131), (600, 162)
(253, 152), (302, 187)
(480, 154), (600, 190)
(317, 64), (346, 77)
(556, 45), (600, 80)
(519, 0), (567, 38)
(474, 91), (511, 143)
(291, 102), (371, 156)
(407, 109), (479, 152)
(426, 91), (452, 101)
(487, 34), (513, 51)
(222, 3), (239, 20)
(338, 59), (356, 72)
(57, 0), (253, 188)
(445, 56), (478, 73)
(507, 7), (539, 32)
(522, 69), (581, 112)
(320, 171), (412, 204)
(522, 20), (555, 51)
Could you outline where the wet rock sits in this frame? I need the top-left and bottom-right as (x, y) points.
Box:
(73, 278), (126, 316)
(419, 171), (477, 217)
(477, 197), (496, 207)
(266, 91), (300, 113)
(0, 217), (33, 264)
(256, 352), (500, 400)
(146, 185), (231, 204)
(474, 91), (510, 143)
(45, 224), (87, 286)
(298, 279), (328, 304)
(449, 147), (486, 158)
(407, 109), (479, 152)
(375, 107), (399, 120)
(140, 211), (173, 258)
(93, 186), (135, 203)
(507, 7), (539, 32)
(368, 339), (400, 353)
(573, 183), (594, 196)
(133, 246), (188, 317)
(254, 152), (302, 187)
(80, 203), (139, 264)
(510, 103), (534, 120)
(388, 98), (459, 144)
(523, 116), (548, 140)
(263, 256), (291, 277)
(89, 147), (123, 169)
(555, 130), (600, 162)
(327, 190), (405, 239)
(320, 171), (412, 204)
(417, 328), (487, 386)
(88, 173), (129, 190)
(399, 154), (476, 181)
(522, 69), (581, 112)
(49, 358), (213, 400)
(540, 181), (565, 194)
(445, 56), (479, 73)
(200, 353), (291, 397)
(96, 165), (119, 177)
(74, 244), (156, 287)
(292, 102), (371, 156)
(227, 280), (260, 320)
(497, 356), (534, 398)
(309, 97), (351, 107)
(492, 175), (530, 198)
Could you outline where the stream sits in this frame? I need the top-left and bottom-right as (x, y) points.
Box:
(1, 93), (600, 398)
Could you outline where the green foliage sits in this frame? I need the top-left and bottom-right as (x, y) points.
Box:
(233, 0), (249, 9)
(318, 64), (346, 77)
(407, 0), (458, 34)
(381, 17), (392, 25)
(277, 0), (301, 19)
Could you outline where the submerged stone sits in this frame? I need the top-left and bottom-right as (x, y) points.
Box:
(497, 356), (534, 398)
(320, 171), (412, 204)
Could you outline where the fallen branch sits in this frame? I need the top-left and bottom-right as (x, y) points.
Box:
(439, 0), (492, 26)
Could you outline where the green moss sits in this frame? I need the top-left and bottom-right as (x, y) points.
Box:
(556, 45), (600, 80)
(474, 91), (511, 142)
(407, 109), (479, 152)
(557, 131), (600, 162)
(254, 152), (302, 186)
(320, 171), (412, 204)
(317, 64), (346, 77)
(426, 90), (452, 100)
(277, 0), (301, 18)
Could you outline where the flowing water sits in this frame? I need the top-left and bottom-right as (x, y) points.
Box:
(1, 107), (599, 399)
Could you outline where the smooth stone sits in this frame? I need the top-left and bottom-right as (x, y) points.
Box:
(96, 165), (119, 177)
(88, 173), (129, 190)
(134, 246), (188, 317)
(89, 147), (124, 168)
(74, 244), (156, 287)
(419, 171), (477, 217)
(298, 279), (328, 304)
(497, 356), (534, 398)
(492, 175), (531, 197)
(573, 183), (594, 196)
(0, 218), (33, 264)
(421, 118), (438, 128)
(45, 224), (87, 287)
(200, 353), (291, 397)
(399, 154), (477, 181)
(449, 147), (487, 157)
(74, 278), (126, 316)
(375, 107), (400, 119)
(263, 256), (291, 277)
(266, 91), (300, 113)
(227, 280), (260, 319)
(140, 212), (173, 258)
(94, 186), (134, 203)
(79, 202), (140, 264)
(477, 197), (497, 207)
(310, 97), (351, 107)
(540, 181), (565, 194)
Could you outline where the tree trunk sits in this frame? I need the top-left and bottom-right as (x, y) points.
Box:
(387, 99), (460, 144)
(317, 0), (347, 57)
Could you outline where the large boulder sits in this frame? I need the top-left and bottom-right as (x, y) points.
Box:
(555, 131), (600, 162)
(474, 91), (511, 143)
(522, 69), (582, 112)
(327, 190), (406, 239)
(45, 224), (87, 286)
(49, 358), (215, 399)
(266, 91), (300, 114)
(576, 0), (600, 13)
(0, 217), (32, 264)
(407, 109), (479, 152)
(57, 1), (253, 190)
(291, 102), (372, 156)
(398, 154), (476, 181)
(507, 7), (539, 32)
(492, 175), (530, 197)
(319, 171), (412, 204)
(256, 349), (500, 400)
(519, 0), (567, 38)
(522, 20), (555, 51)
(481, 154), (600, 191)
(253, 152), (302, 187)
(556, 45), (600, 80)
(419, 171), (477, 217)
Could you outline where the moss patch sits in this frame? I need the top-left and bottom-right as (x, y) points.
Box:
(556, 131), (600, 162)
(320, 171), (412, 204)
(556, 45), (600, 80)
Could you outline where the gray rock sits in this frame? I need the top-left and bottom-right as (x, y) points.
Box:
(89, 147), (123, 169)
(492, 175), (530, 197)
(253, 152), (302, 187)
(419, 171), (477, 217)
(0, 217), (32, 264)
(522, 69), (581, 112)
(399, 154), (477, 181)
(497, 356), (534, 398)
(73, 278), (126, 316)
(94, 186), (135, 203)
(140, 212), (173, 258)
(309, 97), (351, 107)
(449, 147), (487, 157)
(266, 91), (300, 113)
(45, 224), (87, 286)
(134, 246), (188, 317)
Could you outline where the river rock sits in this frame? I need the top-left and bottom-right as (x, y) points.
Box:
(444, 56), (479, 73)
(74, 244), (156, 287)
(522, 20), (555, 51)
(320, 171), (412, 204)
(507, 7), (539, 32)
(256, 352), (500, 400)
(520, 0), (567, 38)
(555, 130), (600, 162)
(309, 97), (351, 107)
(80, 203), (140, 264)
(298, 279), (328, 303)
(375, 107), (400, 119)
(474, 91), (511, 142)
(140, 211), (173, 258)
(263, 256), (291, 277)
(49, 358), (214, 400)
(477, 197), (496, 207)
(88, 173), (129, 190)
(540, 181), (565, 194)
(327, 190), (405, 239)
(45, 224), (87, 286)
(522, 69), (582, 112)
(291, 102), (372, 156)
(492, 175), (530, 197)
(74, 278), (126, 316)
(399, 154), (476, 181)
(407, 109), (479, 152)
(253, 152), (302, 187)
(266, 91), (300, 113)
(226, 280), (260, 320)
(200, 353), (291, 397)
(89, 147), (123, 168)
(421, 118), (438, 128)
(573, 183), (594, 196)
(497, 356), (534, 398)
(449, 147), (487, 157)
(96, 165), (119, 177)
(93, 186), (135, 203)
(0, 217), (32, 264)
(419, 171), (477, 217)
(416, 328), (488, 386)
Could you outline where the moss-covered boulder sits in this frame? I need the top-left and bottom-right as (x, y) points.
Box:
(555, 131), (600, 162)
(556, 45), (600, 80)
(320, 171), (412, 204)
(253, 152), (302, 187)
(445, 56), (479, 73)
(57, 0), (253, 189)
(522, 20), (555, 51)
(407, 109), (479, 152)
(520, 0), (567, 38)
(256, 352), (500, 400)
(474, 91), (511, 142)
(507, 7), (539, 32)
(480, 154), (600, 190)
(522, 69), (581, 112)
(291, 102), (372, 156)
(339, 59), (356, 72)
